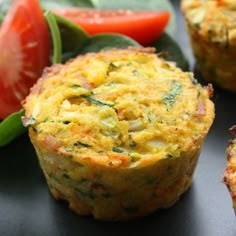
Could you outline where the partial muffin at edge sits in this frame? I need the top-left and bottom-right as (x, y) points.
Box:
(181, 0), (236, 92)
(223, 126), (236, 212)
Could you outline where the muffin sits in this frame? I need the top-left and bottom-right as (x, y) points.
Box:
(223, 126), (236, 212)
(181, 0), (236, 92)
(22, 47), (215, 220)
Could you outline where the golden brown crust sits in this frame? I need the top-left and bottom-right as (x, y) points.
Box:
(223, 132), (236, 211)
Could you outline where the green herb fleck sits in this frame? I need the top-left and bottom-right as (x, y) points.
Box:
(126, 62), (132, 66)
(197, 89), (201, 98)
(147, 112), (152, 122)
(75, 187), (95, 199)
(63, 120), (71, 125)
(163, 81), (182, 107)
(167, 154), (173, 158)
(62, 173), (70, 179)
(49, 173), (58, 181)
(132, 69), (139, 75)
(112, 147), (124, 153)
(107, 62), (119, 74)
(129, 153), (141, 162)
(188, 74), (198, 85)
(129, 141), (137, 147)
(71, 84), (81, 89)
(74, 141), (91, 148)
(81, 95), (114, 107)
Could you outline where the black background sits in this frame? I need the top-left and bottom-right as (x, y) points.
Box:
(1, 0), (236, 235)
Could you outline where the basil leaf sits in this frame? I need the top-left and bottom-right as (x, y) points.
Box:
(0, 109), (27, 147)
(151, 33), (189, 71)
(51, 13), (139, 61)
(0, 13), (4, 25)
(40, 0), (95, 9)
(79, 33), (139, 55)
(0, 0), (12, 25)
(45, 11), (62, 64)
(52, 13), (89, 63)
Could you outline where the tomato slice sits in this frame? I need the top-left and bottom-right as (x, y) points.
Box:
(52, 8), (170, 46)
(0, 0), (50, 119)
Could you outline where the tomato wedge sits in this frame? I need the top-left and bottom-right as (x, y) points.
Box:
(52, 8), (170, 46)
(0, 0), (50, 119)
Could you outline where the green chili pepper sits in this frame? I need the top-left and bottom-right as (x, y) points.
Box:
(0, 109), (27, 147)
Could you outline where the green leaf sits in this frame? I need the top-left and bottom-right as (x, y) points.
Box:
(0, 109), (27, 147)
(40, 0), (95, 9)
(51, 13), (139, 61)
(151, 33), (189, 71)
(45, 11), (62, 64)
(0, 0), (12, 25)
(0, 13), (4, 25)
(79, 33), (140, 54)
(52, 13), (89, 63)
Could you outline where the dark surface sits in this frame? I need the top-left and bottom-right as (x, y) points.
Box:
(1, 1), (236, 235)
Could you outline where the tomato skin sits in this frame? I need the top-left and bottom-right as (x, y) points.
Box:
(52, 8), (170, 46)
(0, 0), (50, 119)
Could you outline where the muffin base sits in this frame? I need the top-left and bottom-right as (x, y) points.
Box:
(30, 130), (201, 220)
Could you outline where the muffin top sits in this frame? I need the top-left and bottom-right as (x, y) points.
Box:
(181, 0), (236, 46)
(23, 48), (214, 168)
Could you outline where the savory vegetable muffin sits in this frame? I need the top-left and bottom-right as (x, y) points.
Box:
(223, 126), (236, 212)
(181, 0), (236, 92)
(22, 47), (214, 220)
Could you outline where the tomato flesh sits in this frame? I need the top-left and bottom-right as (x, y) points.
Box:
(52, 8), (170, 46)
(0, 0), (50, 119)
